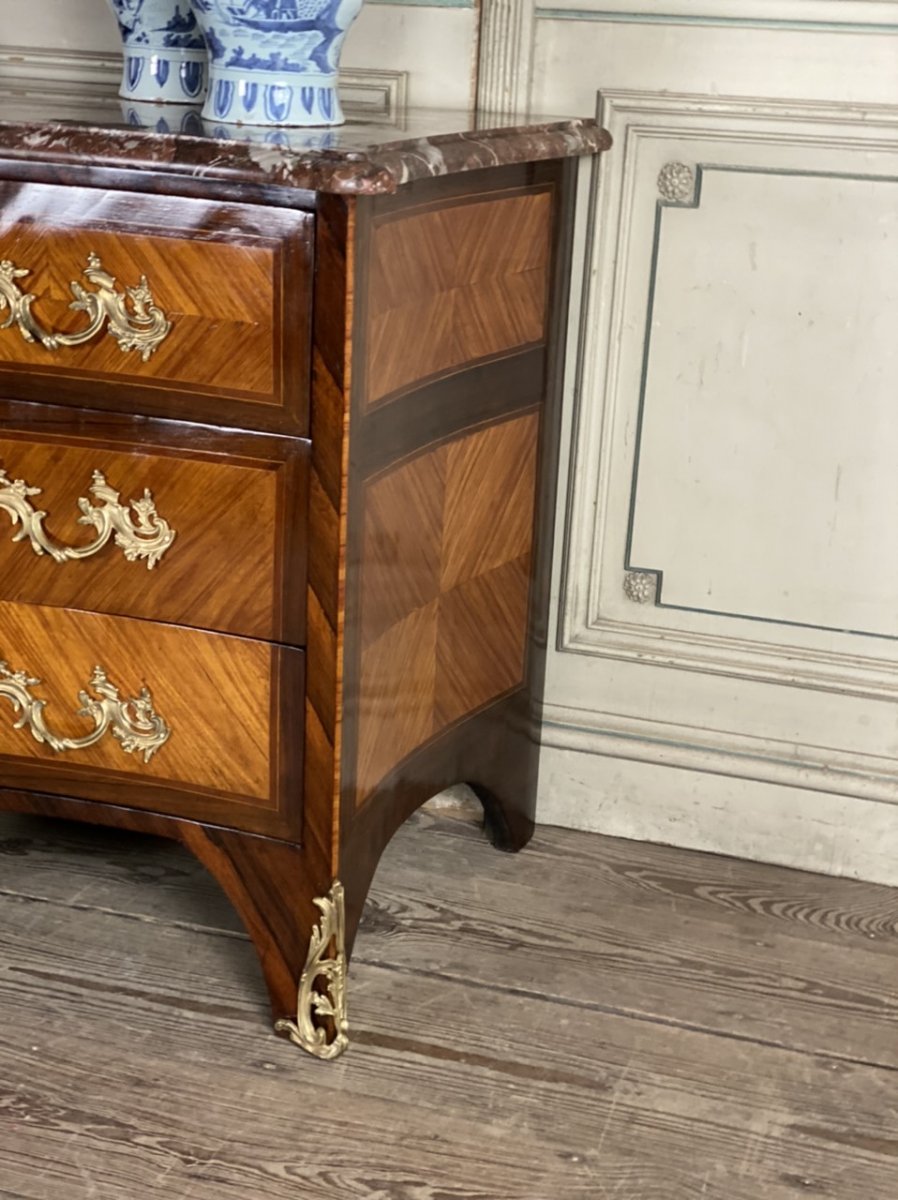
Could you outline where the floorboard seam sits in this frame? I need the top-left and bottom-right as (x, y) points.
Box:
(356, 958), (898, 1076)
(0, 889), (247, 939)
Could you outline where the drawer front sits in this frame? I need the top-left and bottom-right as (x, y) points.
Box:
(0, 403), (308, 644)
(0, 181), (312, 434)
(0, 601), (303, 838)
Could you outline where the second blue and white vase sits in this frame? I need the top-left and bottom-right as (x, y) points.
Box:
(188, 0), (364, 127)
(105, 1), (208, 104)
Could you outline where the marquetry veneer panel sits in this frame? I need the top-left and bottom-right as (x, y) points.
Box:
(364, 189), (552, 408)
(0, 182), (313, 433)
(355, 412), (539, 803)
(0, 427), (308, 642)
(0, 601), (304, 836)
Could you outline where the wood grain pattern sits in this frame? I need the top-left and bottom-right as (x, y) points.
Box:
(1, 809), (897, 1199)
(304, 194), (354, 881)
(364, 188), (552, 408)
(367, 813), (898, 1070)
(0, 182), (313, 433)
(441, 415), (539, 589)
(356, 602), (440, 803)
(0, 601), (305, 836)
(338, 161), (579, 938)
(354, 413), (538, 803)
(0, 419), (308, 642)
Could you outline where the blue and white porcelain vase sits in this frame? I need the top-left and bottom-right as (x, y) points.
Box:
(188, 0), (363, 127)
(105, 1), (208, 104)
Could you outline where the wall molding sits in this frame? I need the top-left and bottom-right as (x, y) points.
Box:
(560, 89), (898, 702)
(534, 0), (898, 33)
(476, 0), (536, 118)
(0, 46), (120, 95)
(0, 45), (408, 121)
(541, 702), (898, 806)
(538, 743), (898, 884)
(368, 0), (475, 6)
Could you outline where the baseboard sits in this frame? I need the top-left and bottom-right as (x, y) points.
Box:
(538, 742), (898, 885)
(0, 45), (408, 122)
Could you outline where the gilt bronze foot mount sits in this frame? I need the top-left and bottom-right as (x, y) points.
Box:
(274, 881), (349, 1060)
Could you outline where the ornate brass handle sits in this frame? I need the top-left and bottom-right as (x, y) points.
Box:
(0, 661), (171, 763)
(0, 252), (171, 361)
(0, 466), (176, 569)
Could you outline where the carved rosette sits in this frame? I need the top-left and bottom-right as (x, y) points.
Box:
(657, 162), (696, 204)
(623, 570), (659, 605)
(0, 661), (171, 762)
(275, 882), (349, 1060)
(0, 466), (176, 569)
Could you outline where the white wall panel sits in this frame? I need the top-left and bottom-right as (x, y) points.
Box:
(632, 167), (898, 640)
(531, 12), (898, 110)
(342, 5), (478, 109)
(560, 94), (898, 695)
(500, 0), (898, 878)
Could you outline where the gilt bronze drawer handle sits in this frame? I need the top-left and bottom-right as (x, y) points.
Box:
(0, 661), (171, 763)
(0, 252), (171, 361)
(0, 466), (176, 569)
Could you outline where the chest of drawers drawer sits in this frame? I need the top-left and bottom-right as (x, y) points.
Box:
(0, 599), (304, 839)
(0, 181), (313, 434)
(0, 402), (309, 643)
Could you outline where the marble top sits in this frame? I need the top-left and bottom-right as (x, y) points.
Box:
(0, 90), (610, 195)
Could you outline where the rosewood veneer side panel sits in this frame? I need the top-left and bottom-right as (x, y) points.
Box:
(338, 162), (578, 928)
(353, 412), (539, 803)
(363, 186), (553, 409)
(0, 182), (314, 433)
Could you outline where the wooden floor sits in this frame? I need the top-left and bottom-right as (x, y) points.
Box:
(0, 806), (897, 1199)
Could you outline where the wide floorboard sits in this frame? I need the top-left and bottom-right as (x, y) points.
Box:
(0, 806), (896, 1199)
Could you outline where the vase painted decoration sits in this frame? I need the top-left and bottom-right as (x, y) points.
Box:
(105, 1), (208, 103)
(121, 99), (206, 135)
(187, 0), (364, 127)
(201, 119), (340, 149)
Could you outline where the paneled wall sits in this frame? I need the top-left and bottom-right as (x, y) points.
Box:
(478, 0), (898, 882)
(0, 0), (479, 115)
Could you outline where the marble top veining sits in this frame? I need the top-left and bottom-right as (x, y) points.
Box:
(0, 90), (610, 195)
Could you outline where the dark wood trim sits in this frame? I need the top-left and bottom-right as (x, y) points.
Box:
(357, 348), (547, 477)
(362, 160), (565, 219)
(526, 154), (578, 679)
